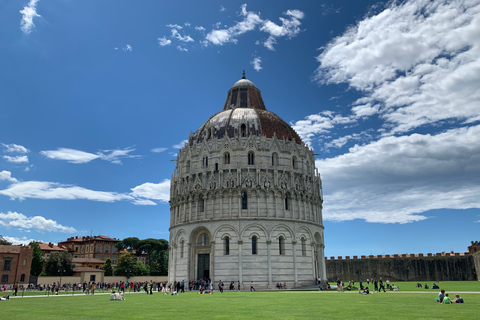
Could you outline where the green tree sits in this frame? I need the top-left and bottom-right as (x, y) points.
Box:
(135, 260), (149, 276)
(0, 236), (12, 245)
(115, 237), (140, 252)
(114, 252), (136, 277)
(100, 258), (113, 276)
(29, 241), (45, 276)
(44, 251), (74, 276)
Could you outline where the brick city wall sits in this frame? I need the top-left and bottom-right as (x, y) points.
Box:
(325, 252), (478, 282)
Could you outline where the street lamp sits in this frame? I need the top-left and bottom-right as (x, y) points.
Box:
(58, 267), (66, 287)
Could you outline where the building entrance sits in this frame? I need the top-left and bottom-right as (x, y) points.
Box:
(197, 254), (210, 279)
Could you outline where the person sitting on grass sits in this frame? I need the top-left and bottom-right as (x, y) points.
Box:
(391, 284), (399, 291)
(433, 283), (439, 289)
(110, 290), (116, 300)
(115, 292), (125, 300)
(443, 293), (452, 304)
(425, 284), (429, 289)
(359, 287), (370, 295)
(452, 294), (464, 303)
(436, 289), (445, 303)
(416, 283), (422, 288)
(0, 295), (9, 301)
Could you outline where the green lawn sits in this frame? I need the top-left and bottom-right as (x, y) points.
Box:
(2, 284), (479, 320)
(327, 280), (480, 292)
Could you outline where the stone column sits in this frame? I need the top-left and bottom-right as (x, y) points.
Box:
(292, 240), (297, 287)
(238, 240), (243, 288)
(210, 241), (215, 280)
(267, 240), (272, 288)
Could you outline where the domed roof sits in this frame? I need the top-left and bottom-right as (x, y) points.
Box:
(189, 74), (302, 145)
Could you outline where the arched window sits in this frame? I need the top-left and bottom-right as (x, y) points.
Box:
(199, 195), (205, 212)
(203, 156), (208, 168)
(279, 236), (285, 255)
(301, 238), (306, 256)
(241, 191), (248, 209)
(224, 152), (230, 164)
(23, 258), (27, 266)
(20, 274), (25, 282)
(272, 153), (278, 166)
(186, 160), (190, 173)
(292, 156), (297, 169)
(198, 233), (210, 246)
(248, 152), (254, 165)
(225, 237), (230, 255)
(241, 124), (247, 137)
(252, 236), (257, 255)
(180, 240), (184, 258)
(285, 193), (290, 211)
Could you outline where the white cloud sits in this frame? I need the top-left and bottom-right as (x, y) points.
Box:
(291, 111), (356, 146)
(324, 133), (369, 150)
(122, 44), (133, 52)
(318, 125), (480, 223)
(40, 147), (139, 164)
(130, 180), (170, 203)
(260, 9), (305, 50)
(2, 236), (39, 246)
(158, 37), (172, 46)
(0, 181), (133, 203)
(251, 56), (262, 71)
(166, 24), (183, 30)
(0, 211), (76, 233)
(184, 22), (191, 27)
(3, 155), (29, 163)
(220, 5), (226, 12)
(19, 0), (41, 34)
(195, 26), (206, 32)
(171, 29), (194, 42)
(98, 147), (140, 164)
(177, 46), (188, 52)
(206, 4), (263, 45)
(0, 171), (18, 183)
(40, 148), (100, 164)
(151, 147), (167, 153)
(2, 143), (29, 154)
(173, 140), (188, 149)
(314, 0), (480, 135)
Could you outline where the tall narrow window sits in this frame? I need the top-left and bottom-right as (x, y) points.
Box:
(180, 240), (184, 258)
(285, 193), (290, 211)
(241, 124), (247, 137)
(198, 233), (210, 246)
(203, 156), (208, 168)
(279, 236), (285, 255)
(272, 153), (278, 166)
(252, 236), (257, 255)
(199, 195), (205, 212)
(241, 191), (248, 209)
(225, 237), (230, 255)
(248, 152), (254, 165)
(224, 152), (230, 164)
(186, 160), (190, 173)
(292, 156), (297, 169)
(301, 238), (306, 256)
(3, 258), (12, 271)
(20, 274), (25, 282)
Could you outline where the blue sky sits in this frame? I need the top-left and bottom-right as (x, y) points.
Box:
(1, 0), (479, 258)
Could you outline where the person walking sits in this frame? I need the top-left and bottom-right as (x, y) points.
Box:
(250, 281), (255, 291)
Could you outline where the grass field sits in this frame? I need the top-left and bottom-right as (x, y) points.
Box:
(1, 281), (479, 319)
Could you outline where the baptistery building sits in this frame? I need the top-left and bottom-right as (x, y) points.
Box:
(168, 74), (326, 288)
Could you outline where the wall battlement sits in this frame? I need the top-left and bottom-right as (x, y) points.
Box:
(327, 251), (468, 260)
